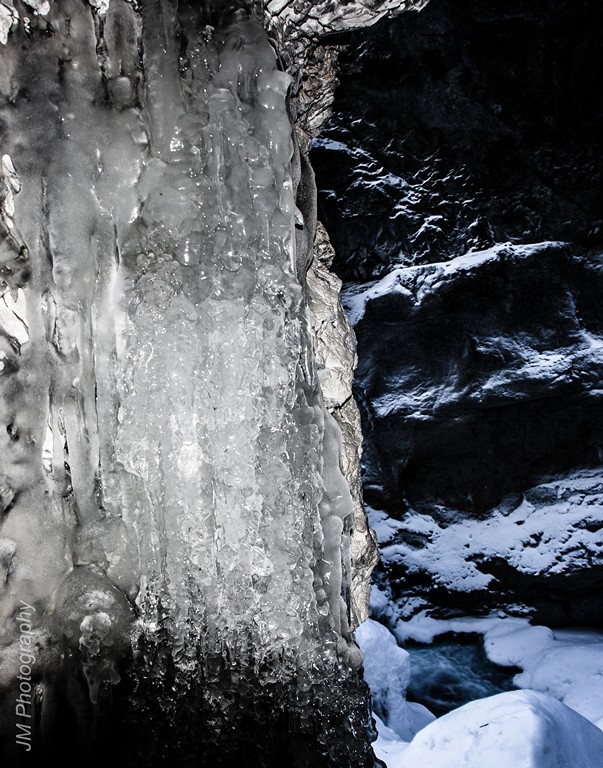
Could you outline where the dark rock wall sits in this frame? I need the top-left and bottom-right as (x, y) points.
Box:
(312, 0), (603, 625)
(313, 0), (603, 281)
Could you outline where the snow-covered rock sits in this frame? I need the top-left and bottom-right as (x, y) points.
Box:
(484, 621), (603, 729)
(396, 690), (603, 768)
(369, 467), (603, 625)
(344, 240), (603, 625)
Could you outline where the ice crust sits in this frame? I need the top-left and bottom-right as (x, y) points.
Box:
(0, 1), (369, 759)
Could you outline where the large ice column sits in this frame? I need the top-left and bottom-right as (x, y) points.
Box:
(0, 1), (374, 765)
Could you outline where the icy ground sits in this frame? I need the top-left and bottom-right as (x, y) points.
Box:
(356, 617), (603, 767)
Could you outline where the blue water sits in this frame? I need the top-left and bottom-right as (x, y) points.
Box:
(405, 633), (520, 717)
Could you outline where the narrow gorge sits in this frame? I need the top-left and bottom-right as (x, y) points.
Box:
(0, 0), (601, 766)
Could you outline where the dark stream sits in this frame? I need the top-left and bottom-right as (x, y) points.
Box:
(405, 633), (520, 717)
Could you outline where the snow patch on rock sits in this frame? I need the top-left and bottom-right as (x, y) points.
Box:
(370, 468), (603, 593)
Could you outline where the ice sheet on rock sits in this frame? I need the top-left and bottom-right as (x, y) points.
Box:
(396, 690), (603, 768)
(112, 11), (355, 666)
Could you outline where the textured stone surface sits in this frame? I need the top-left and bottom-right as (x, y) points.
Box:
(313, 0), (603, 281)
(267, 0), (429, 147)
(347, 242), (603, 514)
(266, 0), (429, 39)
(347, 241), (603, 626)
(313, 0), (603, 626)
(307, 222), (378, 626)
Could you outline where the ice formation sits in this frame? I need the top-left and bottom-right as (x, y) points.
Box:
(0, 1), (374, 764)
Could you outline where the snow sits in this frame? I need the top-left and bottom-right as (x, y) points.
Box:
(395, 690), (603, 768)
(357, 609), (603, 766)
(360, 611), (603, 766)
(372, 714), (410, 768)
(369, 468), (603, 593)
(0, 288), (29, 346)
(88, 0), (110, 13)
(341, 242), (568, 327)
(355, 619), (435, 741)
(24, 0), (50, 15)
(484, 621), (603, 729)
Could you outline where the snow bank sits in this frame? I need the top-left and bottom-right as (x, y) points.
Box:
(396, 690), (603, 768)
(355, 619), (435, 741)
(373, 602), (603, 733)
(371, 714), (410, 768)
(484, 621), (603, 729)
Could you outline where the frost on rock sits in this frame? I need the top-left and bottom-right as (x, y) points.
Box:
(0, 1), (376, 765)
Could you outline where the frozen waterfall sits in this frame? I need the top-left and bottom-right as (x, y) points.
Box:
(0, 2), (374, 765)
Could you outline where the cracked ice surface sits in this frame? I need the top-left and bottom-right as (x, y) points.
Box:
(0, 1), (370, 762)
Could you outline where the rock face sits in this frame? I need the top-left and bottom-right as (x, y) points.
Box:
(313, 0), (603, 281)
(312, 0), (603, 626)
(346, 243), (603, 515)
(349, 243), (603, 625)
(266, 0), (429, 148)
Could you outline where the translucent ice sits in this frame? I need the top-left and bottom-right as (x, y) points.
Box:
(0, 2), (371, 763)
